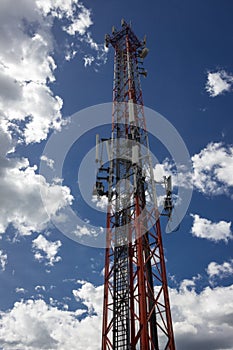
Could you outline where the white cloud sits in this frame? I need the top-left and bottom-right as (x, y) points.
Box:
(0, 0), (108, 145)
(0, 282), (102, 350)
(91, 195), (108, 210)
(154, 143), (233, 197)
(32, 234), (62, 266)
(0, 279), (232, 350)
(40, 155), (54, 170)
(72, 281), (103, 315)
(170, 282), (233, 350)
(15, 287), (27, 294)
(83, 55), (95, 67)
(65, 49), (77, 62)
(63, 4), (93, 36)
(190, 214), (233, 242)
(36, 0), (93, 36)
(206, 70), (233, 97)
(0, 250), (7, 271)
(35, 285), (46, 292)
(73, 224), (103, 238)
(0, 1), (65, 144)
(36, 0), (108, 66)
(153, 162), (172, 183)
(207, 259), (233, 279)
(3, 162), (72, 235)
(192, 142), (233, 195)
(0, 128), (73, 236)
(153, 143), (233, 197)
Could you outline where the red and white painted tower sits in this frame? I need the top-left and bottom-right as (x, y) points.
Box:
(95, 20), (176, 350)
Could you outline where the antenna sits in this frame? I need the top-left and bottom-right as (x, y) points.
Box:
(95, 134), (99, 163)
(139, 47), (149, 59)
(167, 175), (172, 194)
(164, 175), (173, 217)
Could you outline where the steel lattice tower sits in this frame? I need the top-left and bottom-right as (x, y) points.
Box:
(96, 20), (176, 350)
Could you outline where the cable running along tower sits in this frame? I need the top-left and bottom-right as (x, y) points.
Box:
(95, 20), (176, 350)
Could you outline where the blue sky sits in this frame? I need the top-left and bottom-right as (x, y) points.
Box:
(0, 1), (233, 349)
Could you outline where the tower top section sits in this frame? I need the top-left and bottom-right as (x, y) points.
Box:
(105, 19), (149, 58)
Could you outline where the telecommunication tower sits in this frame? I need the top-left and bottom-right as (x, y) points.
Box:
(94, 20), (176, 350)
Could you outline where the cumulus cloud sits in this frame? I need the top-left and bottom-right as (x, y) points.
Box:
(72, 281), (103, 315)
(15, 287), (27, 294)
(91, 195), (108, 210)
(190, 214), (232, 242)
(83, 55), (95, 67)
(73, 224), (104, 238)
(154, 143), (233, 197)
(63, 3), (93, 36)
(36, 0), (108, 66)
(0, 279), (232, 350)
(191, 142), (233, 196)
(0, 0), (108, 145)
(35, 285), (46, 292)
(36, 0), (93, 36)
(170, 281), (233, 350)
(40, 155), (54, 170)
(153, 164), (166, 182)
(0, 0), (107, 236)
(0, 0), (64, 144)
(0, 157), (73, 235)
(205, 70), (233, 97)
(0, 250), (7, 271)
(32, 234), (62, 266)
(0, 128), (73, 236)
(0, 282), (102, 350)
(207, 259), (233, 279)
